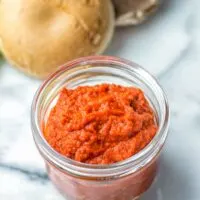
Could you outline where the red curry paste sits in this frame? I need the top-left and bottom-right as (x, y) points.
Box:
(44, 84), (157, 164)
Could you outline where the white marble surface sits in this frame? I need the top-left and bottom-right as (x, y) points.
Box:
(0, 0), (200, 199)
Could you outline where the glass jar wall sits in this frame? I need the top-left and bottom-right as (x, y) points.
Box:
(31, 56), (169, 200)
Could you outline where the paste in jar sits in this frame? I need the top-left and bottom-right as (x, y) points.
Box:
(44, 84), (158, 164)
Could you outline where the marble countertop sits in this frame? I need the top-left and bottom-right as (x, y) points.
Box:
(1, 0), (200, 199)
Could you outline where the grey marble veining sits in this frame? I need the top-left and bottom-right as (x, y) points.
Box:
(0, 0), (200, 199)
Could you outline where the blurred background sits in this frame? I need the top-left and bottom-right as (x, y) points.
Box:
(0, 0), (200, 199)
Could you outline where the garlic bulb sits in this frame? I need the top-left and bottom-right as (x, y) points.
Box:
(112, 0), (161, 26)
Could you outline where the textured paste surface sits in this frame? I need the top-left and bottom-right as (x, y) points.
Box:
(45, 84), (157, 164)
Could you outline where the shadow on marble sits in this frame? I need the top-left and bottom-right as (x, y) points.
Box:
(0, 59), (5, 70)
(141, 156), (191, 200)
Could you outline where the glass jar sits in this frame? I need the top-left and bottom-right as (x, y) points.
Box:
(31, 56), (169, 200)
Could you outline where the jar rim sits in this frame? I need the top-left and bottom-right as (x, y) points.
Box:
(31, 56), (169, 179)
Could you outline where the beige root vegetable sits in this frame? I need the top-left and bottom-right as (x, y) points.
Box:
(112, 0), (161, 26)
(0, 0), (114, 78)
